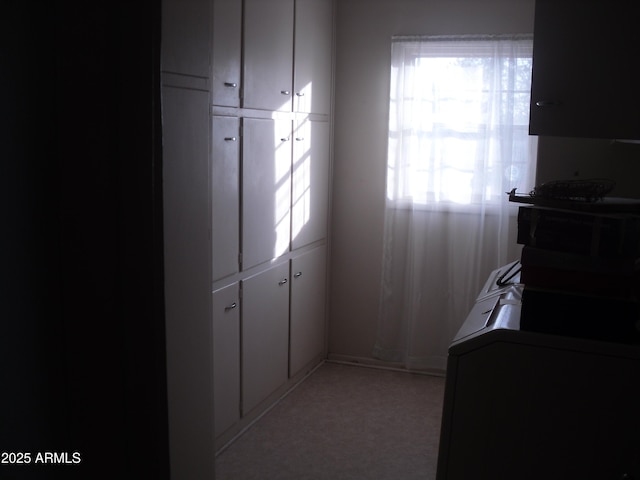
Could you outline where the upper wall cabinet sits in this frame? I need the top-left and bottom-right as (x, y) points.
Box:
(162, 0), (211, 78)
(212, 0), (242, 107)
(239, 0), (333, 114)
(243, 0), (295, 112)
(293, 0), (333, 115)
(529, 0), (640, 139)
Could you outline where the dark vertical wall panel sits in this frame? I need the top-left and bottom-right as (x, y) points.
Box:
(1, 2), (169, 478)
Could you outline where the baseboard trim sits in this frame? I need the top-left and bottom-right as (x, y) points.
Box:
(215, 359), (326, 457)
(215, 355), (445, 456)
(326, 354), (446, 377)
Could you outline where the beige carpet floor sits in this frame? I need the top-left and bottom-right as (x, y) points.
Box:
(215, 361), (446, 480)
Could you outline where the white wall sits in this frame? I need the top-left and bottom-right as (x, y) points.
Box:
(328, 0), (536, 361)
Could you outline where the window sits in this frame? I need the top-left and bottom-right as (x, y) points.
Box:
(387, 35), (537, 209)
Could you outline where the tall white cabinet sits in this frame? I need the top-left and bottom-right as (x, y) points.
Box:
(161, 0), (214, 479)
(163, 0), (334, 470)
(211, 0), (334, 450)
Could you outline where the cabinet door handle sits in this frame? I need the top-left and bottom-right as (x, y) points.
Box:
(224, 136), (237, 142)
(535, 100), (563, 107)
(295, 137), (304, 141)
(224, 82), (238, 88)
(278, 278), (288, 286)
(296, 92), (305, 97)
(294, 271), (302, 278)
(281, 90), (291, 95)
(281, 137), (290, 142)
(224, 302), (237, 311)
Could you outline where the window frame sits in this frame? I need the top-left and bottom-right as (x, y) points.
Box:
(386, 34), (537, 213)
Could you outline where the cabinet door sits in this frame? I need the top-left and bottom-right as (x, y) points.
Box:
(211, 116), (240, 281)
(162, 86), (214, 480)
(161, 0), (211, 78)
(242, 118), (292, 269)
(241, 263), (290, 415)
(294, 0), (333, 114)
(292, 119), (330, 250)
(529, 0), (640, 139)
(243, 0), (294, 111)
(212, 0), (242, 107)
(289, 246), (326, 377)
(212, 283), (240, 438)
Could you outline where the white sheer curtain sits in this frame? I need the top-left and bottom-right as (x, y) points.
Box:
(374, 35), (537, 371)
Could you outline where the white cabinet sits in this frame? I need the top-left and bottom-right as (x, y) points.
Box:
(243, 0), (294, 111)
(212, 0), (242, 107)
(293, 0), (333, 114)
(242, 116), (329, 266)
(290, 246), (327, 377)
(242, 0), (333, 114)
(241, 262), (290, 415)
(292, 119), (330, 250)
(162, 85), (214, 480)
(162, 0), (216, 476)
(211, 116), (240, 281)
(212, 282), (240, 438)
(211, 0), (332, 450)
(242, 117), (292, 270)
(214, 249), (327, 445)
(162, 0), (211, 79)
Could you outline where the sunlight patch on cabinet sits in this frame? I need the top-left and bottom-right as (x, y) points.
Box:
(294, 80), (313, 113)
(291, 116), (312, 244)
(273, 126), (292, 259)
